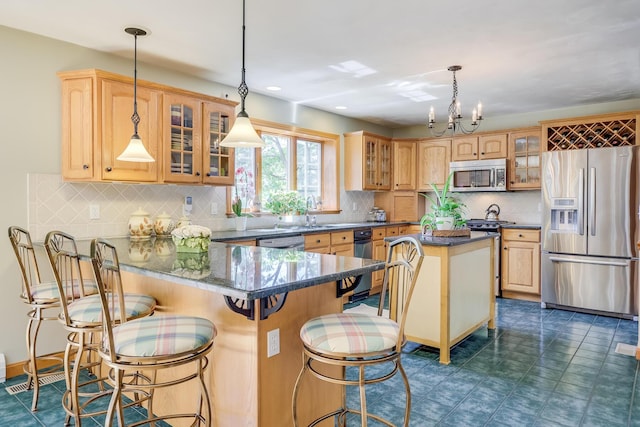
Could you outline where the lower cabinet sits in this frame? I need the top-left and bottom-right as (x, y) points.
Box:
(501, 228), (541, 301)
(304, 231), (354, 256)
(371, 226), (400, 294)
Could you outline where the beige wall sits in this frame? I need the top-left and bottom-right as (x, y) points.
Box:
(2, 23), (640, 367)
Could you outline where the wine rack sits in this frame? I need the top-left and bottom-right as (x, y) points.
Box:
(543, 113), (638, 151)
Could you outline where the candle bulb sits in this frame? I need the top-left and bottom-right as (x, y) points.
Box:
(477, 102), (483, 119)
(429, 106), (435, 122)
(456, 102), (461, 117)
(472, 108), (477, 123)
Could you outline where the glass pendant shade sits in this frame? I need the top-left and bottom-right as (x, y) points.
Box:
(220, 114), (264, 147)
(117, 134), (155, 162)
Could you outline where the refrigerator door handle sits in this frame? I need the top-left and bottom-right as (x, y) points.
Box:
(589, 167), (596, 236)
(578, 168), (584, 235)
(548, 255), (628, 267)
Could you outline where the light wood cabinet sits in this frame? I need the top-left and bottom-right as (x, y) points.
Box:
(541, 111), (639, 151)
(163, 94), (236, 185)
(59, 70), (161, 182)
(392, 139), (416, 190)
(417, 138), (451, 190)
(344, 131), (392, 191)
(371, 228), (387, 292)
(58, 69), (238, 185)
(373, 191), (424, 222)
(501, 228), (541, 301)
(451, 133), (508, 161)
(304, 231), (354, 256)
(508, 127), (541, 190)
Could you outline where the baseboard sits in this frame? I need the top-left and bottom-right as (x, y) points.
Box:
(5, 352), (65, 380)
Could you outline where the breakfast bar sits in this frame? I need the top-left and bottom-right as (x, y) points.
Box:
(75, 237), (385, 427)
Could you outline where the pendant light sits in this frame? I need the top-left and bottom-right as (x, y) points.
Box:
(219, 0), (265, 148)
(117, 27), (155, 162)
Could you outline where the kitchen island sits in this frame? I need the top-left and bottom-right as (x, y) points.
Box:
(387, 232), (498, 364)
(74, 237), (384, 427)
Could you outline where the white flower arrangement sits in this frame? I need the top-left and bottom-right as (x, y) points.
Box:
(171, 225), (212, 253)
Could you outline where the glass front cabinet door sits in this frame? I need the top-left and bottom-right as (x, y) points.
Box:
(163, 94), (236, 185)
(202, 101), (235, 185)
(508, 128), (541, 190)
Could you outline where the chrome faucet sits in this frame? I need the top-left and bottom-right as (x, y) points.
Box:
(306, 195), (317, 211)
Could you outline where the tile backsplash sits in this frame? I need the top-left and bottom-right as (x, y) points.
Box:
(27, 174), (374, 241)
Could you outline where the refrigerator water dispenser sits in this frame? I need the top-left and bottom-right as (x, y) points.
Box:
(549, 198), (579, 232)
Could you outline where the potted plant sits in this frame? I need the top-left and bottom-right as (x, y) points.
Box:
(420, 172), (467, 232)
(264, 191), (308, 222)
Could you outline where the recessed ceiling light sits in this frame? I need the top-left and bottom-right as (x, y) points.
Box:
(266, 86), (281, 91)
(335, 106), (347, 110)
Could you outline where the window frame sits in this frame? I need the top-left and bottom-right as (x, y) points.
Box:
(226, 119), (340, 216)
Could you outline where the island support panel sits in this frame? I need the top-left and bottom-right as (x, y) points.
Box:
(402, 238), (495, 364)
(121, 271), (342, 426)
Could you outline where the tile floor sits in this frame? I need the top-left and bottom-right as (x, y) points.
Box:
(1, 297), (639, 426)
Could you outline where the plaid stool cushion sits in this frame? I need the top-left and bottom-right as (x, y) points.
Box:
(300, 313), (400, 355)
(66, 293), (156, 324)
(26, 279), (98, 301)
(112, 315), (215, 357)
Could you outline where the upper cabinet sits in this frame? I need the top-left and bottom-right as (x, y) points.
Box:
(392, 139), (416, 191)
(344, 131), (392, 191)
(451, 133), (508, 161)
(508, 127), (541, 190)
(58, 69), (238, 185)
(417, 138), (451, 191)
(163, 93), (236, 185)
(60, 70), (161, 182)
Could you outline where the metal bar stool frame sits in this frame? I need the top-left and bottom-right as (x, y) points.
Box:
(90, 238), (215, 427)
(8, 226), (65, 412)
(45, 230), (156, 426)
(292, 236), (424, 426)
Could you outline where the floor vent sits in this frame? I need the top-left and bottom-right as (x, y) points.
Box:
(5, 373), (65, 395)
(614, 342), (636, 357)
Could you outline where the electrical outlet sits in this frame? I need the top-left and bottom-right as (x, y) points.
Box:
(352, 202), (358, 211)
(210, 202), (218, 215)
(89, 204), (100, 220)
(267, 328), (280, 358)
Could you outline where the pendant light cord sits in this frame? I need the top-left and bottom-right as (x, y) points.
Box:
(237, 0), (249, 116)
(131, 31), (141, 136)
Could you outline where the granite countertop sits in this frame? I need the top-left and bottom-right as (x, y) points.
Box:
(501, 224), (541, 230)
(211, 221), (410, 242)
(386, 231), (499, 247)
(74, 237), (384, 301)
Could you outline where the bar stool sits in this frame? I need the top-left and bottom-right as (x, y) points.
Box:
(292, 236), (424, 426)
(90, 238), (215, 427)
(44, 231), (156, 426)
(7, 226), (86, 411)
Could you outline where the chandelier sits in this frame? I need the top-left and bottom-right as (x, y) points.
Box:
(427, 65), (483, 137)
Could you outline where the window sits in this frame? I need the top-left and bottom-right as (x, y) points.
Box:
(228, 120), (339, 215)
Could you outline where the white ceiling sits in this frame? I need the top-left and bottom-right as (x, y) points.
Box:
(2, 0), (640, 128)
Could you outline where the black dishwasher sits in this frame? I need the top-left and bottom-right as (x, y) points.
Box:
(350, 227), (373, 302)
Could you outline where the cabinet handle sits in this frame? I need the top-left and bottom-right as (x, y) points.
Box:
(83, 164), (89, 170)
(206, 173), (211, 177)
(481, 152), (485, 155)
(519, 234), (524, 238)
(503, 247), (507, 250)
(316, 239), (321, 243)
(195, 172), (201, 177)
(105, 167), (112, 172)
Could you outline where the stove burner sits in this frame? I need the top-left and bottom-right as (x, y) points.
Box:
(466, 219), (514, 231)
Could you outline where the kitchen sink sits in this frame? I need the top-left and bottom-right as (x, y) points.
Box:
(321, 223), (367, 228)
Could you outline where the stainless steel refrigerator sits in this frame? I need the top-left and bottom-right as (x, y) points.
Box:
(541, 146), (640, 317)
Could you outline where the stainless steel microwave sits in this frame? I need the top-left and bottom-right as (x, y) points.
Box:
(449, 158), (507, 192)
